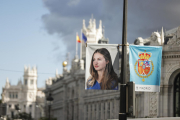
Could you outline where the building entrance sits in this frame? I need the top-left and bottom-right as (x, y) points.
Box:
(174, 73), (180, 117)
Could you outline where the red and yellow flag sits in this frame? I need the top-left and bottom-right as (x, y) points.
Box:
(76, 35), (81, 43)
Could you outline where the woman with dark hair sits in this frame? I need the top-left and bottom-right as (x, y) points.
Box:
(87, 48), (118, 90)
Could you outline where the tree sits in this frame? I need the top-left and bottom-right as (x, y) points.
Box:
(14, 112), (33, 120)
(38, 117), (57, 120)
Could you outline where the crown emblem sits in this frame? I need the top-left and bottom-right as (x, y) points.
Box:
(138, 52), (152, 60)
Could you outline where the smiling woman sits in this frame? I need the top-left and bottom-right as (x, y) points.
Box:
(87, 48), (118, 90)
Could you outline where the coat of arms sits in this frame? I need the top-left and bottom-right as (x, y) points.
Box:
(134, 51), (154, 82)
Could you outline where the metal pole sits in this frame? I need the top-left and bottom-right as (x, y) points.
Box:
(119, 0), (128, 120)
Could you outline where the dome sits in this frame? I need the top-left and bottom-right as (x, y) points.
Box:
(62, 61), (68, 67)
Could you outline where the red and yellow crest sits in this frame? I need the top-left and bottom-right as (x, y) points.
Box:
(134, 52), (154, 82)
(138, 52), (151, 75)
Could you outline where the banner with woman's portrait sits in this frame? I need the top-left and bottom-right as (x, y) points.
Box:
(85, 43), (119, 90)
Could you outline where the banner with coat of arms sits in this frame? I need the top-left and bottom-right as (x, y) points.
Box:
(129, 45), (162, 92)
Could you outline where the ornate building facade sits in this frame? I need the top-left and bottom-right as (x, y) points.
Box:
(134, 26), (180, 118)
(44, 17), (180, 120)
(44, 18), (120, 120)
(1, 66), (45, 120)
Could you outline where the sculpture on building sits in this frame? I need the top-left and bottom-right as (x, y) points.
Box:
(150, 32), (161, 45)
(134, 27), (164, 46)
(167, 26), (180, 45)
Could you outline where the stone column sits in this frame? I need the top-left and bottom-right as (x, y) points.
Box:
(157, 92), (160, 117)
(26, 104), (29, 113)
(72, 103), (74, 120)
(101, 102), (104, 120)
(76, 103), (79, 120)
(78, 79), (85, 120)
(96, 102), (99, 120)
(135, 94), (138, 117)
(63, 84), (67, 120)
(69, 102), (72, 120)
(66, 103), (69, 120)
(92, 103), (95, 120)
(84, 104), (87, 120)
(168, 85), (173, 116)
(158, 86), (163, 117)
(88, 104), (91, 120)
(32, 103), (35, 118)
(163, 85), (169, 117)
(105, 101), (108, 119)
(138, 92), (144, 117)
(110, 100), (113, 119)
(74, 102), (77, 120)
(149, 92), (158, 118)
(113, 99), (117, 118)
(75, 81), (78, 98)
(114, 98), (119, 118)
(6, 104), (9, 115)
(144, 92), (149, 117)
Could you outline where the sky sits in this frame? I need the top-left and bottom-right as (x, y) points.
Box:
(1, 0), (180, 98)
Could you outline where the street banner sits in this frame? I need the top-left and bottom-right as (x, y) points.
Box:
(85, 43), (119, 90)
(129, 45), (162, 92)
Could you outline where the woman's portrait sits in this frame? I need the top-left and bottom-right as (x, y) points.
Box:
(86, 48), (118, 90)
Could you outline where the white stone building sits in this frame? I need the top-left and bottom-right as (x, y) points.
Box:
(134, 26), (180, 118)
(44, 17), (180, 120)
(1, 66), (45, 119)
(44, 18), (120, 120)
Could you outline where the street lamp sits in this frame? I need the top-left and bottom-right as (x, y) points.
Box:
(15, 104), (21, 118)
(46, 92), (53, 120)
(36, 104), (45, 118)
(119, 0), (128, 120)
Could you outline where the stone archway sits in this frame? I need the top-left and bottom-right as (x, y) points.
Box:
(168, 68), (180, 117)
(174, 73), (180, 117)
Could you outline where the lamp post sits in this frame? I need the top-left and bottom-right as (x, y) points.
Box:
(46, 93), (53, 120)
(15, 104), (20, 118)
(119, 0), (128, 120)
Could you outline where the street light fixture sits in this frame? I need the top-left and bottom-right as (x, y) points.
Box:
(15, 104), (20, 118)
(119, 0), (128, 120)
(46, 92), (53, 120)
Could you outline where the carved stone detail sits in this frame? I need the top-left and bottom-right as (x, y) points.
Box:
(167, 26), (180, 50)
(177, 27), (180, 39)
(162, 55), (180, 59)
(168, 63), (179, 73)
(168, 45), (180, 50)
(149, 92), (157, 117)
(134, 32), (162, 46)
(164, 64), (171, 73)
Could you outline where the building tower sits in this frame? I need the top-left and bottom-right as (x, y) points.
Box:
(24, 66), (37, 90)
(81, 17), (109, 64)
(23, 66), (37, 117)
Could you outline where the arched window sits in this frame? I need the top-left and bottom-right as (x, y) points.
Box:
(72, 89), (74, 99)
(174, 73), (180, 117)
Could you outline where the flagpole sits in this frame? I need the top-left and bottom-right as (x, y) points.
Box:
(76, 32), (78, 58)
(80, 29), (82, 60)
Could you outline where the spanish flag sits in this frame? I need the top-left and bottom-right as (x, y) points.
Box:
(76, 35), (81, 43)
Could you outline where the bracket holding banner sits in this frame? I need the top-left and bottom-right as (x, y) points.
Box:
(120, 84), (127, 86)
(118, 44), (129, 46)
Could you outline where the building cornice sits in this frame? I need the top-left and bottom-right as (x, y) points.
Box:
(162, 54), (180, 59)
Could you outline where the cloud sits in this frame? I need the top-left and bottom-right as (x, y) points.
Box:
(41, 0), (180, 61)
(127, 0), (180, 41)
